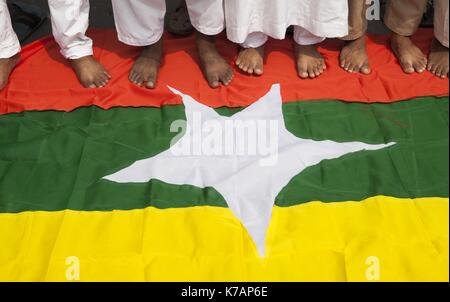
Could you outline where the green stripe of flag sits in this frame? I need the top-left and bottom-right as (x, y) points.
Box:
(0, 97), (448, 213)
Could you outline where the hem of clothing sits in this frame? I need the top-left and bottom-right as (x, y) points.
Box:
(60, 45), (94, 60)
(339, 31), (366, 41)
(294, 36), (325, 46)
(226, 20), (348, 44)
(435, 34), (449, 48)
(191, 23), (225, 36)
(117, 30), (164, 47)
(240, 41), (267, 49)
(240, 32), (268, 48)
(435, 24), (449, 48)
(0, 41), (21, 59)
(239, 30), (327, 48)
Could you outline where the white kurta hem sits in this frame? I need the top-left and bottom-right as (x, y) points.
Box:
(225, 0), (348, 45)
(48, 0), (94, 59)
(61, 41), (94, 60)
(0, 0), (21, 59)
(116, 32), (164, 48)
(111, 0), (225, 46)
(434, 0), (449, 48)
(111, 0), (166, 47)
(186, 0), (225, 36)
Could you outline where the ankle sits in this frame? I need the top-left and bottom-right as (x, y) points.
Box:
(348, 35), (366, 47)
(431, 38), (448, 51)
(0, 53), (20, 63)
(391, 33), (411, 44)
(139, 44), (163, 61)
(295, 43), (318, 53)
(70, 56), (95, 65)
(197, 33), (218, 52)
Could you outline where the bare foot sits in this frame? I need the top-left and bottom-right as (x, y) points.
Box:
(129, 38), (163, 89)
(71, 56), (111, 88)
(236, 46), (265, 75)
(196, 32), (233, 88)
(391, 33), (427, 74)
(295, 44), (326, 79)
(427, 38), (449, 78)
(0, 54), (20, 91)
(340, 36), (371, 74)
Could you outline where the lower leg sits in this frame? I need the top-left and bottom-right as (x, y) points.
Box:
(0, 0), (21, 90)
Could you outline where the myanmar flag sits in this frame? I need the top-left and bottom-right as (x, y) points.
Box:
(0, 29), (448, 282)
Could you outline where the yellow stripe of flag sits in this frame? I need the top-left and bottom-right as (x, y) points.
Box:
(0, 196), (448, 282)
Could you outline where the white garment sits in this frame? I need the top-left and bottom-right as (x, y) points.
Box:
(48, 0), (93, 59)
(434, 0), (449, 48)
(241, 27), (325, 48)
(112, 0), (166, 47)
(185, 0), (225, 36)
(0, 0), (21, 59)
(111, 0), (224, 47)
(225, 0), (349, 46)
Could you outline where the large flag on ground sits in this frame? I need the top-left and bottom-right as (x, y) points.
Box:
(0, 29), (448, 281)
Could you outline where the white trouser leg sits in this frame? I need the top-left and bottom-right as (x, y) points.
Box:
(0, 0), (20, 59)
(241, 32), (268, 49)
(293, 26), (326, 46)
(434, 0), (449, 48)
(111, 0), (166, 47)
(48, 0), (93, 59)
(185, 0), (224, 35)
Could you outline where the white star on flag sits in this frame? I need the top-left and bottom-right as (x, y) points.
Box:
(104, 84), (395, 256)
